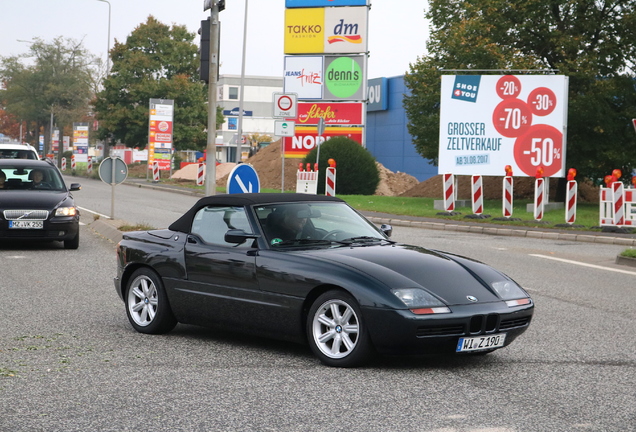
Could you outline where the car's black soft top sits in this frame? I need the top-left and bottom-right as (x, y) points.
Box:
(168, 193), (343, 233)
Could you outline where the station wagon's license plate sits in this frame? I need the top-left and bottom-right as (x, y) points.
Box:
(456, 333), (506, 352)
(9, 220), (43, 229)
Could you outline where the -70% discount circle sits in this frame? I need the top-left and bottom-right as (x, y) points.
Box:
(492, 99), (533, 138)
(513, 124), (563, 177)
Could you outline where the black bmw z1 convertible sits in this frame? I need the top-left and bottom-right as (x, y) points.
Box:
(114, 193), (533, 367)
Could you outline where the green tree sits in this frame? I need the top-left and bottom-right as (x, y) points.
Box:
(93, 16), (223, 152)
(0, 37), (96, 151)
(404, 0), (636, 182)
(302, 137), (379, 195)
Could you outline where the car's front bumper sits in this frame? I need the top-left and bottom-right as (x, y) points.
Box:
(0, 216), (80, 241)
(362, 301), (534, 355)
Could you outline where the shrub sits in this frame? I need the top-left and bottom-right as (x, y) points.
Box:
(302, 137), (379, 195)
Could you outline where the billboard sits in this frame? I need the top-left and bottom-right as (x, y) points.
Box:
(291, 102), (364, 125)
(72, 123), (89, 162)
(283, 126), (363, 158)
(148, 98), (174, 170)
(286, 0), (367, 6)
(438, 75), (569, 177)
(285, 7), (367, 54)
(283, 56), (324, 99)
(323, 55), (365, 100)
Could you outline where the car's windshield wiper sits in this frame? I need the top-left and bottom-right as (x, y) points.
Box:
(273, 239), (333, 247)
(334, 236), (396, 245)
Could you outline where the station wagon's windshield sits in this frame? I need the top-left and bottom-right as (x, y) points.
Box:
(0, 166), (66, 191)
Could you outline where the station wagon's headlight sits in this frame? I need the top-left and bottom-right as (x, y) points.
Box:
(491, 280), (531, 306)
(392, 288), (451, 315)
(55, 207), (77, 216)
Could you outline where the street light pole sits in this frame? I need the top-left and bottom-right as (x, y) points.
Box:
(236, 0), (249, 163)
(204, 1), (220, 196)
(97, 0), (111, 75)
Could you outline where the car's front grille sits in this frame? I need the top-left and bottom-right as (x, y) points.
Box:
(3, 210), (49, 220)
(499, 316), (531, 330)
(416, 324), (465, 337)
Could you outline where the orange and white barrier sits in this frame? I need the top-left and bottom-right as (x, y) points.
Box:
(471, 175), (483, 215)
(61, 157), (66, 171)
(565, 180), (577, 224)
(152, 160), (160, 182)
(197, 162), (204, 186)
(443, 173), (455, 212)
(533, 178), (545, 220)
(71, 155), (76, 170)
(502, 176), (514, 218)
(325, 159), (336, 197)
(87, 156), (93, 175)
(296, 163), (318, 194)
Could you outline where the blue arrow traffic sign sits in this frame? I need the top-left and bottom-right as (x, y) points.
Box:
(227, 164), (260, 194)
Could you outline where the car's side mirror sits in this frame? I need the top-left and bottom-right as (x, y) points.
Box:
(224, 229), (260, 244)
(380, 224), (393, 237)
(69, 183), (81, 191)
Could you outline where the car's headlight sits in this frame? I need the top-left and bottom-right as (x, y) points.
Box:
(491, 280), (532, 306)
(55, 207), (77, 216)
(392, 288), (451, 315)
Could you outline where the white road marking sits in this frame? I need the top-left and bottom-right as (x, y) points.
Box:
(78, 206), (110, 219)
(529, 254), (636, 276)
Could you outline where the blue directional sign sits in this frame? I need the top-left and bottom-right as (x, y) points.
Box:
(227, 164), (260, 194)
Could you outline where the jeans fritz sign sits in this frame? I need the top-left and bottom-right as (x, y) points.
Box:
(439, 75), (569, 177)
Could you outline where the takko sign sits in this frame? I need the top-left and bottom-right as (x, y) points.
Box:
(285, 7), (368, 54)
(284, 126), (363, 158)
(292, 102), (363, 125)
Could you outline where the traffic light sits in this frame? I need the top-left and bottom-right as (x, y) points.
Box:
(199, 18), (210, 83)
(218, 0), (225, 11)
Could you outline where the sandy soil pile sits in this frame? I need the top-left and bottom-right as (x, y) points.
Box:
(171, 162), (236, 181)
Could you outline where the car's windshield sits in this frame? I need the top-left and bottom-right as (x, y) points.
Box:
(256, 201), (387, 247)
(0, 166), (66, 191)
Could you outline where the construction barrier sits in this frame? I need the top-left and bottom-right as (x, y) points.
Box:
(502, 176), (514, 218)
(87, 156), (93, 175)
(533, 178), (545, 220)
(61, 157), (66, 171)
(197, 163), (204, 186)
(565, 180), (577, 224)
(443, 173), (455, 212)
(296, 163), (318, 194)
(71, 155), (76, 170)
(471, 175), (483, 215)
(152, 160), (160, 182)
(325, 167), (336, 196)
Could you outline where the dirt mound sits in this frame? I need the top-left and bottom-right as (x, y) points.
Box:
(400, 175), (600, 202)
(218, 141), (420, 196)
(171, 162), (236, 181)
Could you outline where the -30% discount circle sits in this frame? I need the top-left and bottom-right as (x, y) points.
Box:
(527, 87), (557, 116)
(492, 99), (533, 138)
(513, 124), (563, 177)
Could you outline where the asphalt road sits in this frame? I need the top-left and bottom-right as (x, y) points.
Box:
(0, 178), (634, 431)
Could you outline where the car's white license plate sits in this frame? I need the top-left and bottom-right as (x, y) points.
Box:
(9, 220), (44, 229)
(456, 333), (506, 352)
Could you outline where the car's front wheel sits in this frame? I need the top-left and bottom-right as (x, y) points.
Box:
(125, 268), (177, 334)
(63, 230), (79, 249)
(307, 290), (372, 367)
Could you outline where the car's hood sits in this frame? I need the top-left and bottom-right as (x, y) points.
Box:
(305, 244), (506, 306)
(0, 190), (70, 210)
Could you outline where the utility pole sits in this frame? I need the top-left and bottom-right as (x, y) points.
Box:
(204, 0), (222, 196)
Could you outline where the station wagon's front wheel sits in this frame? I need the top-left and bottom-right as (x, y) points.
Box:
(125, 268), (177, 334)
(307, 290), (372, 367)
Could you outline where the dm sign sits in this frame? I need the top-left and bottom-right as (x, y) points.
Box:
(438, 75), (569, 178)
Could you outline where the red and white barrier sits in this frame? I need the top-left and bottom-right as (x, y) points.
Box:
(87, 156), (93, 175)
(197, 162), (204, 186)
(442, 173), (455, 212)
(296, 163), (318, 194)
(471, 175), (483, 215)
(599, 184), (636, 226)
(325, 167), (336, 196)
(502, 176), (514, 218)
(71, 155), (76, 170)
(61, 157), (66, 171)
(613, 182), (625, 226)
(565, 180), (577, 224)
(533, 178), (545, 220)
(152, 160), (160, 182)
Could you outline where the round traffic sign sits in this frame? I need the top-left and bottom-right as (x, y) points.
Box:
(277, 95), (293, 112)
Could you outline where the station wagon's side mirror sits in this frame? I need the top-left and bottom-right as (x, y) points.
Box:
(380, 224), (393, 238)
(225, 229), (260, 244)
(69, 183), (81, 191)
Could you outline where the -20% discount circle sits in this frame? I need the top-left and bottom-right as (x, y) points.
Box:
(513, 124), (563, 177)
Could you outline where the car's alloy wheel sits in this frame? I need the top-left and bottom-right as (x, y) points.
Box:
(307, 290), (372, 367)
(125, 268), (177, 334)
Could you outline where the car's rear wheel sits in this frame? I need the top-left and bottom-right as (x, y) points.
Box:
(63, 230), (79, 249)
(307, 290), (372, 367)
(125, 268), (177, 334)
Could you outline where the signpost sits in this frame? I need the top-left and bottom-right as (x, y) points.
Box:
(227, 164), (260, 194)
(273, 92), (298, 118)
(275, 120), (296, 137)
(99, 156), (128, 219)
